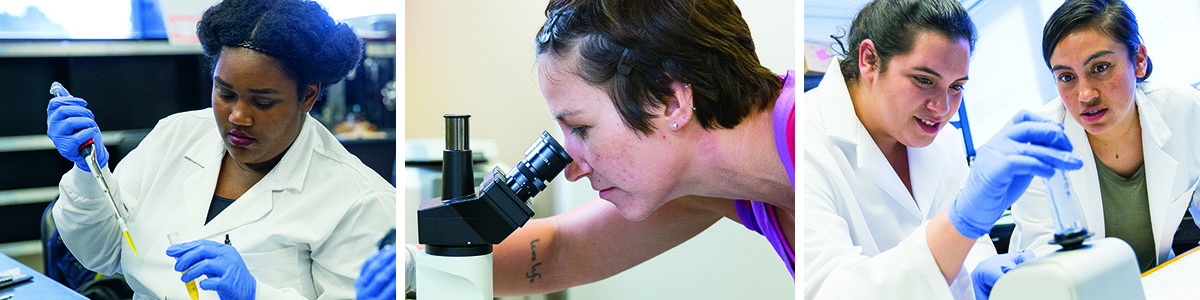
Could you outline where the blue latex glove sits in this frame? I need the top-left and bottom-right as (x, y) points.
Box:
(972, 250), (1036, 300)
(950, 110), (1083, 238)
(46, 95), (109, 172)
(355, 245), (397, 300)
(167, 240), (256, 300)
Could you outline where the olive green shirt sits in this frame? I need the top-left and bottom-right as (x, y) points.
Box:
(1096, 154), (1156, 272)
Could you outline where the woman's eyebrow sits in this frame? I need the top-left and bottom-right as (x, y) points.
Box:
(248, 88), (278, 94)
(1052, 50), (1116, 72)
(1082, 50), (1115, 67)
(555, 109), (584, 122)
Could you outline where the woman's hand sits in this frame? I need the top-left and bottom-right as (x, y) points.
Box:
(167, 240), (257, 300)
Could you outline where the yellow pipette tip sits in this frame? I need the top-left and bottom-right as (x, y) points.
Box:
(124, 231), (138, 257)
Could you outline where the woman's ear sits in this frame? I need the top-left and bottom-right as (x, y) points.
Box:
(662, 82), (695, 132)
(301, 84), (320, 113)
(858, 39), (880, 82)
(1133, 44), (1148, 78)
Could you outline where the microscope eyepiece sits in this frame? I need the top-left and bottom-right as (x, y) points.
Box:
(420, 129), (572, 247)
(506, 131), (572, 201)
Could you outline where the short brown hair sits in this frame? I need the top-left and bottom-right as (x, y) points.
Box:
(535, 0), (782, 134)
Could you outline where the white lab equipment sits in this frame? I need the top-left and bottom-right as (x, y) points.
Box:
(990, 237), (1145, 300)
(415, 115), (571, 300)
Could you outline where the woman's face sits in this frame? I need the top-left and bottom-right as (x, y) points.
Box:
(537, 54), (686, 221)
(211, 47), (316, 169)
(1049, 28), (1147, 136)
(859, 31), (970, 148)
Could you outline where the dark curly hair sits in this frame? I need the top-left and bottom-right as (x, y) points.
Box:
(833, 0), (976, 82)
(535, 0), (783, 134)
(196, 0), (364, 101)
(1042, 0), (1151, 82)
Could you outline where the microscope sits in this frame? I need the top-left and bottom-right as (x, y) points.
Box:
(990, 170), (1146, 300)
(414, 115), (572, 299)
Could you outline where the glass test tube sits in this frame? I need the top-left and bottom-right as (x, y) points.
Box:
(1045, 169), (1086, 234)
(167, 232), (200, 300)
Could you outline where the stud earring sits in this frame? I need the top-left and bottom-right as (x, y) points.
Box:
(671, 122), (679, 129)
(691, 105), (697, 111)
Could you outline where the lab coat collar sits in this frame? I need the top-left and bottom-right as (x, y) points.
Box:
(1135, 84), (1172, 148)
(812, 59), (866, 167)
(178, 110), (321, 239)
(180, 113), (318, 193)
(810, 59), (946, 215)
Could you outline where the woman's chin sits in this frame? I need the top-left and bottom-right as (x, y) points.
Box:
(612, 201), (654, 222)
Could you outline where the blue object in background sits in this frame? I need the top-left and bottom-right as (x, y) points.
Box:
(137, 0), (167, 39)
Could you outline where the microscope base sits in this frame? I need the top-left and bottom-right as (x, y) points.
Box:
(415, 250), (493, 299)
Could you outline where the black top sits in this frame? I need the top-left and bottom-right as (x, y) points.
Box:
(207, 195), (236, 224)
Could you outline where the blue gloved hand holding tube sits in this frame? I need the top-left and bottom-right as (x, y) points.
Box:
(167, 240), (257, 300)
(355, 245), (397, 300)
(972, 249), (1036, 300)
(46, 82), (109, 172)
(950, 110), (1083, 238)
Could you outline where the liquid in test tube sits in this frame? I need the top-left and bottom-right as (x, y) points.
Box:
(167, 233), (199, 300)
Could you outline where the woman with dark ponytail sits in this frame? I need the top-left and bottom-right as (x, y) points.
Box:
(46, 0), (396, 298)
(804, 0), (1084, 298)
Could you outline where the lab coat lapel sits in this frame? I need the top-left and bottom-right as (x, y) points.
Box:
(180, 131), (226, 237)
(1061, 107), (1106, 237)
(197, 182), (273, 240)
(195, 116), (317, 239)
(857, 135), (920, 217)
(908, 135), (950, 216)
(1136, 95), (1181, 262)
(815, 60), (920, 217)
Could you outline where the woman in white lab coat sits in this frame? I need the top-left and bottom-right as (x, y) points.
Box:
(805, 0), (1083, 299)
(1007, 0), (1200, 272)
(45, 0), (395, 299)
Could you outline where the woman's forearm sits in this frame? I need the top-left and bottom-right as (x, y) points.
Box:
(926, 209), (979, 284)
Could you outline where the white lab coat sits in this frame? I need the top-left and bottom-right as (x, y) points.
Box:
(53, 108), (396, 300)
(804, 60), (996, 299)
(1011, 82), (1200, 263)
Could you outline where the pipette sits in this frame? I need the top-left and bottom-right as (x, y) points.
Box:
(50, 82), (138, 257)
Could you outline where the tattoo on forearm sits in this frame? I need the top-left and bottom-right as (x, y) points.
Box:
(525, 238), (542, 283)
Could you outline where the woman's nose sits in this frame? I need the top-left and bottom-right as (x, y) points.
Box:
(564, 160), (591, 182)
(228, 101), (252, 127)
(1078, 87), (1099, 104)
(926, 93), (951, 115)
